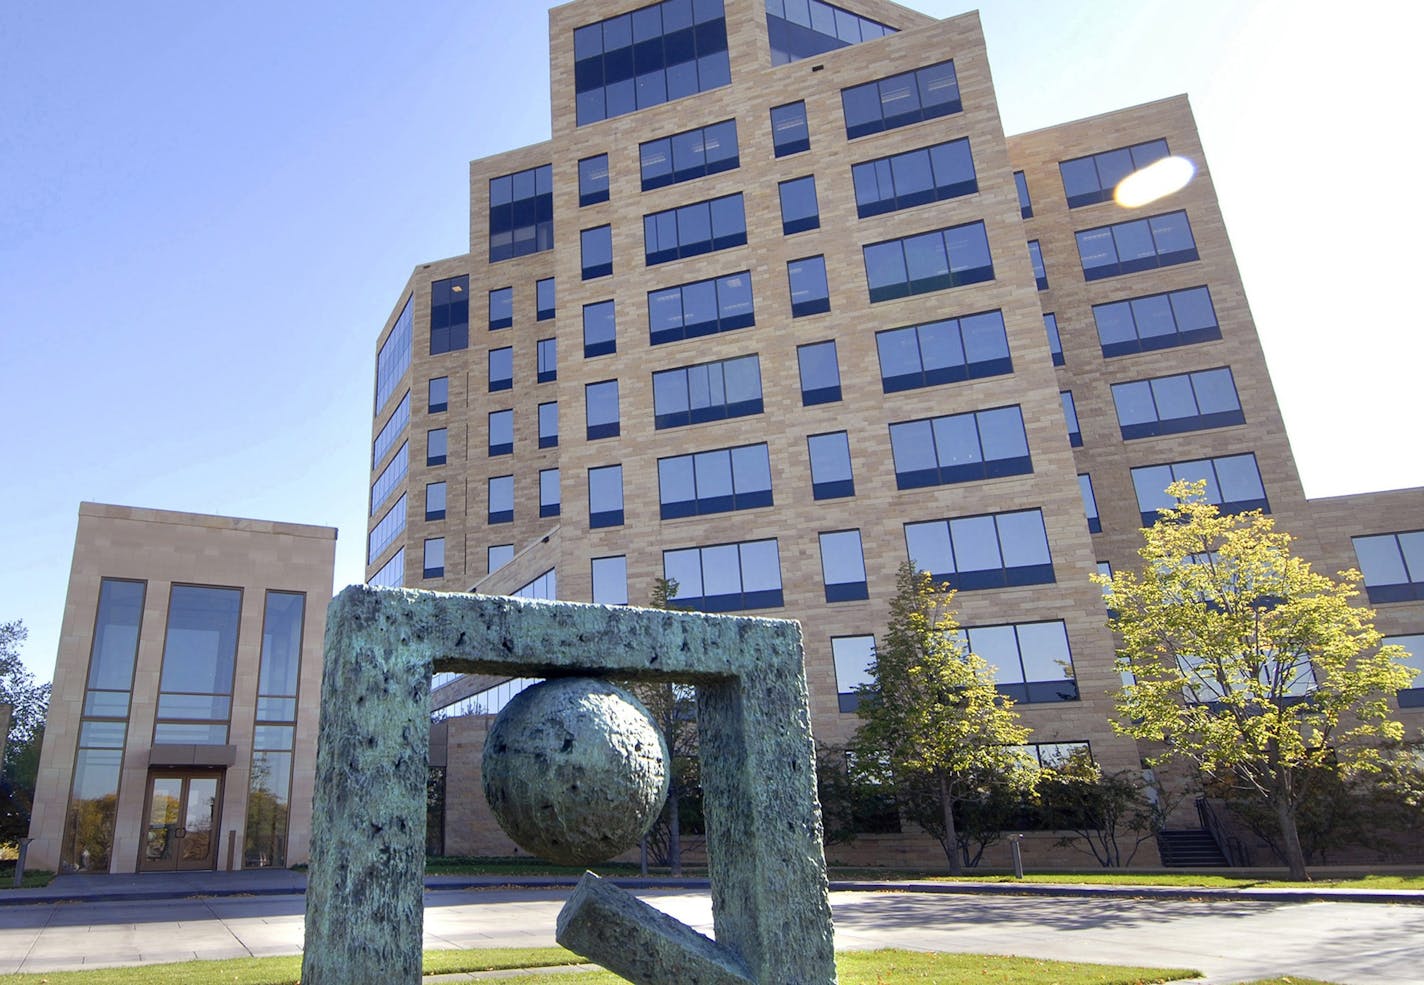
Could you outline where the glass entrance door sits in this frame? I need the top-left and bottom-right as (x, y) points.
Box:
(141, 772), (222, 871)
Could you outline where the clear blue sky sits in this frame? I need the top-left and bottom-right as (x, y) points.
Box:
(2, 0), (1418, 683)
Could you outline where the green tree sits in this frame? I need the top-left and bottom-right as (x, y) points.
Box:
(1098, 480), (1418, 881)
(851, 562), (1032, 875)
(2, 621), (50, 844)
(1036, 750), (1176, 868)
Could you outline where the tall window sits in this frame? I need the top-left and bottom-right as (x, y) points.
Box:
(819, 529), (868, 602)
(430, 276), (469, 354)
(664, 539), (783, 612)
(640, 119), (739, 190)
(423, 538), (445, 579)
(538, 401), (559, 448)
(1079, 474), (1101, 534)
(808, 431), (854, 499)
(582, 225), (613, 279)
(832, 635), (876, 713)
(585, 379), (621, 439)
(488, 545), (514, 574)
(863, 221), (993, 301)
(489, 346), (513, 392)
(1061, 391), (1082, 446)
(425, 481), (447, 521)
(246, 591), (304, 868)
(537, 277), (556, 320)
(489, 164), (553, 262)
(658, 442), (772, 519)
(373, 392), (410, 468)
(889, 406), (1031, 488)
(767, 0), (895, 64)
(652, 354), (762, 429)
(1044, 313), (1064, 366)
(540, 468), (561, 518)
(875, 310), (1011, 393)
(770, 100), (810, 156)
(841, 59), (961, 139)
(574, 0), (731, 126)
(589, 464), (625, 528)
(488, 286), (513, 330)
(787, 256), (830, 316)
(369, 495), (407, 563)
(1131, 453), (1268, 525)
(778, 175), (820, 234)
(63, 578), (144, 871)
(1014, 170), (1032, 218)
(583, 300), (617, 358)
(1028, 240), (1048, 290)
(592, 556), (628, 605)
(488, 409), (513, 456)
(1075, 210), (1198, 281)
(488, 475), (514, 524)
(426, 428), (447, 466)
(797, 340), (841, 405)
(1384, 634), (1424, 707)
(155, 585), (242, 745)
(904, 509), (1055, 591)
(578, 154), (609, 206)
(851, 138), (976, 217)
(375, 295), (412, 414)
(537, 338), (557, 383)
(370, 442), (408, 516)
(428, 376), (449, 413)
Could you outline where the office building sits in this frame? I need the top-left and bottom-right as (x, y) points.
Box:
(364, 0), (1423, 862)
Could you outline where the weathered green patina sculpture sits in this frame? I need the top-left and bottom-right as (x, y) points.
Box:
(301, 586), (836, 985)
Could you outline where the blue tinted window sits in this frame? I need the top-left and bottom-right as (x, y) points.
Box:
(575, 0), (731, 126)
(1094, 285), (1220, 357)
(588, 464), (625, 528)
(889, 405), (1031, 488)
(375, 295), (413, 414)
(962, 620), (1079, 704)
(1014, 171), (1032, 218)
(648, 270), (754, 345)
(1061, 391), (1081, 447)
(489, 164), (553, 262)
(1076, 210), (1198, 281)
(489, 287), (513, 330)
(538, 401), (558, 449)
(819, 529), (868, 602)
(371, 442), (408, 517)
(863, 221), (992, 301)
(1044, 313), (1063, 366)
(808, 431), (854, 499)
(422, 538), (445, 580)
(373, 392), (410, 468)
(875, 310), (1011, 393)
(537, 337), (557, 383)
(583, 300), (617, 358)
(1112, 367), (1244, 439)
(1060, 139), (1170, 208)
(369, 495), (407, 564)
(1354, 534), (1424, 604)
(1078, 474), (1100, 534)
(488, 409), (513, 456)
(787, 255), (830, 317)
(644, 193), (747, 265)
(851, 138), (976, 217)
(426, 428), (447, 467)
(652, 353), (762, 429)
(1028, 240), (1048, 290)
(1131, 453), (1268, 526)
(778, 175), (820, 234)
(663, 538), (783, 612)
(488, 475), (514, 524)
(488, 346), (512, 392)
(539, 468), (560, 518)
(582, 225), (613, 279)
(536, 278), (556, 321)
(904, 508), (1054, 591)
(770, 100), (810, 156)
(658, 442), (771, 519)
(578, 154), (609, 206)
(842, 60), (960, 140)
(428, 377), (448, 413)
(425, 481), (446, 522)
(767, 0), (895, 65)
(797, 340), (840, 406)
(640, 119), (739, 190)
(585, 379), (620, 440)
(430, 276), (469, 354)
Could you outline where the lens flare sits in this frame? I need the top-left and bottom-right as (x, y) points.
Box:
(1114, 155), (1196, 208)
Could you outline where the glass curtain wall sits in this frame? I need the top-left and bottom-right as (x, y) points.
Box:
(244, 591), (304, 867)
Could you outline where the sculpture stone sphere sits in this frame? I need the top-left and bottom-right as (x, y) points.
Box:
(482, 677), (670, 866)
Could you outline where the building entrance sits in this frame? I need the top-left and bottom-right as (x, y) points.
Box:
(140, 771), (223, 871)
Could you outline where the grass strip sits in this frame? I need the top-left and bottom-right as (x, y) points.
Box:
(0, 948), (1201, 985)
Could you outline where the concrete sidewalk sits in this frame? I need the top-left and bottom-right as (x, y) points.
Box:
(5, 867), (1423, 907)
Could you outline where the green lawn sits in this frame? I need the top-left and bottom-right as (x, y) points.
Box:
(0, 949), (1203, 985)
(0, 863), (53, 889)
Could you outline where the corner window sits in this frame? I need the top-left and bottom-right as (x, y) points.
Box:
(1075, 210), (1198, 281)
(1014, 170), (1032, 218)
(538, 401), (558, 448)
(1028, 240), (1048, 290)
(592, 556), (628, 605)
(863, 221), (993, 302)
(875, 310), (1011, 393)
(540, 468), (561, 518)
(426, 428), (447, 467)
(1353, 533), (1424, 604)
(652, 354), (762, 429)
(428, 377), (449, 413)
(640, 119), (738, 191)
(819, 529), (868, 602)
(583, 300), (617, 358)
(851, 138), (976, 218)
(585, 379), (620, 440)
(889, 406), (1031, 489)
(488, 475), (514, 524)
(537, 337), (557, 383)
(1078, 474), (1101, 534)
(373, 392), (410, 468)
(1061, 391), (1082, 447)
(425, 481), (446, 522)
(578, 154), (609, 206)
(904, 508), (1055, 591)
(1112, 367), (1244, 440)
(1060, 139), (1169, 208)
(1131, 453), (1268, 526)
(778, 175), (820, 235)
(488, 409), (513, 456)
(588, 464), (625, 528)
(787, 255), (830, 317)
(371, 442), (408, 517)
(423, 538), (445, 580)
(489, 164), (553, 262)
(1094, 285), (1220, 358)
(648, 271), (754, 345)
(581, 225), (613, 279)
(808, 431), (854, 500)
(375, 295), (413, 415)
(663, 538), (783, 612)
(430, 276), (469, 354)
(536, 277), (556, 320)
(658, 442), (772, 519)
(489, 346), (513, 392)
(643, 193), (747, 265)
(770, 100), (810, 156)
(369, 495), (407, 564)
(797, 340), (841, 406)
(841, 59), (961, 140)
(489, 287), (513, 330)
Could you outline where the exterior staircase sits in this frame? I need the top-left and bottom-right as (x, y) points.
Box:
(1156, 828), (1230, 867)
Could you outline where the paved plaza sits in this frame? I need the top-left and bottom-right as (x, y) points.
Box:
(2, 884), (1423, 984)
